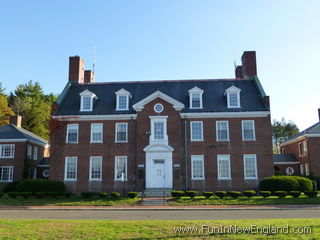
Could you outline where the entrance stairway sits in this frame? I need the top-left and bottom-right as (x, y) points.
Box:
(143, 188), (172, 197)
(142, 198), (166, 206)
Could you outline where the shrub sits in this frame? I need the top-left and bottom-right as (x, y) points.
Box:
(227, 191), (241, 199)
(243, 190), (256, 198)
(3, 181), (19, 193)
(35, 192), (46, 198)
(260, 176), (299, 192)
(274, 191), (287, 198)
(289, 191), (301, 198)
(171, 191), (185, 199)
(81, 192), (94, 198)
(8, 192), (19, 198)
(304, 191), (318, 198)
(48, 192), (58, 198)
(99, 192), (109, 198)
(202, 192), (214, 199)
(259, 191), (271, 198)
(185, 191), (199, 199)
(16, 179), (65, 194)
(215, 191), (227, 199)
(64, 192), (74, 198)
(0, 192), (4, 198)
(20, 192), (32, 199)
(127, 192), (138, 199)
(292, 176), (313, 192)
(110, 192), (121, 198)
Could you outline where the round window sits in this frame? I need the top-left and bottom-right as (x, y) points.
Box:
(43, 169), (50, 178)
(154, 103), (164, 113)
(286, 167), (294, 175)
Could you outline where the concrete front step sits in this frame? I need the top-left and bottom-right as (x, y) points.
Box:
(143, 188), (172, 197)
(142, 198), (166, 206)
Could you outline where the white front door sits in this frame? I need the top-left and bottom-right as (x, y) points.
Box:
(153, 159), (165, 188)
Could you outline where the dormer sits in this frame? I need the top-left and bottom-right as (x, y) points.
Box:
(79, 89), (96, 111)
(188, 86), (203, 109)
(224, 86), (241, 108)
(115, 88), (131, 111)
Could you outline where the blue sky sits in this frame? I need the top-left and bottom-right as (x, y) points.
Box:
(0, 0), (319, 130)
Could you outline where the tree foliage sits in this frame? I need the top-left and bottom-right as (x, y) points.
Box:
(272, 118), (299, 153)
(0, 82), (14, 126)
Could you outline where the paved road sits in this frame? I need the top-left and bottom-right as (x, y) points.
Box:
(0, 209), (320, 220)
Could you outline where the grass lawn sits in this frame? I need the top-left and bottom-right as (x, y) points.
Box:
(0, 219), (318, 239)
(168, 195), (320, 205)
(0, 196), (141, 206)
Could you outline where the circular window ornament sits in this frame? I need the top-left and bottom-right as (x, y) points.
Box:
(43, 169), (50, 178)
(154, 103), (164, 113)
(286, 167), (294, 175)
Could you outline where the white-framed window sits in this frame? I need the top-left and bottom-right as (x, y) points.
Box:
(298, 141), (307, 156)
(217, 154), (231, 180)
(225, 86), (241, 108)
(65, 157), (77, 181)
(243, 154), (258, 179)
(27, 145), (32, 159)
(91, 123), (103, 143)
(0, 144), (15, 158)
(242, 120), (256, 141)
(79, 90), (96, 111)
(191, 155), (204, 180)
(150, 116), (168, 142)
(33, 146), (38, 160)
(115, 156), (127, 181)
(116, 88), (131, 111)
(154, 103), (164, 113)
(89, 156), (102, 181)
(216, 121), (229, 141)
(0, 166), (13, 182)
(66, 124), (79, 143)
(190, 121), (203, 141)
(188, 87), (203, 109)
(115, 123), (128, 142)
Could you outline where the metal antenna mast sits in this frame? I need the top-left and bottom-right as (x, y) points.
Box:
(92, 46), (96, 74)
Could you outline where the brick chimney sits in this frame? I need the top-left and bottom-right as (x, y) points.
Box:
(241, 51), (257, 77)
(68, 56), (85, 83)
(84, 70), (94, 83)
(10, 115), (22, 128)
(235, 66), (243, 79)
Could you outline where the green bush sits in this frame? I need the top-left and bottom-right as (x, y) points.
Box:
(8, 192), (19, 198)
(16, 179), (65, 194)
(289, 191), (301, 198)
(110, 192), (121, 198)
(48, 192), (58, 198)
(127, 192), (138, 199)
(243, 190), (256, 198)
(0, 192), (3, 198)
(64, 192), (74, 198)
(260, 176), (299, 192)
(304, 191), (318, 198)
(99, 192), (108, 198)
(274, 191), (287, 198)
(35, 192), (46, 198)
(202, 192), (214, 199)
(81, 192), (95, 198)
(215, 191), (227, 199)
(227, 191), (241, 199)
(259, 191), (271, 198)
(3, 181), (19, 193)
(185, 191), (199, 199)
(171, 191), (185, 199)
(20, 192), (32, 199)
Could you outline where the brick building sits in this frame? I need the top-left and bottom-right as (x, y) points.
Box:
(50, 51), (274, 194)
(279, 109), (320, 176)
(0, 116), (50, 189)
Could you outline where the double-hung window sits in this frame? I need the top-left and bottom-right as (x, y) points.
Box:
(225, 86), (241, 108)
(89, 156), (102, 181)
(64, 157), (77, 181)
(190, 121), (203, 141)
(116, 123), (128, 142)
(91, 123), (103, 143)
(216, 121), (229, 141)
(33, 146), (38, 160)
(0, 166), (13, 182)
(242, 120), (255, 141)
(116, 88), (131, 111)
(188, 87), (203, 109)
(191, 155), (204, 180)
(217, 154), (231, 180)
(154, 122), (164, 140)
(115, 156), (127, 180)
(243, 154), (257, 179)
(79, 90), (96, 111)
(0, 144), (15, 158)
(150, 116), (168, 142)
(27, 145), (32, 159)
(66, 124), (79, 143)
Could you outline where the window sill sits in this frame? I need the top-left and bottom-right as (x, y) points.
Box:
(90, 141), (103, 144)
(115, 141), (128, 143)
(218, 178), (232, 180)
(89, 179), (102, 182)
(191, 178), (205, 180)
(244, 178), (258, 180)
(242, 139), (256, 141)
(114, 179), (128, 182)
(0, 180), (13, 183)
(66, 142), (79, 144)
(190, 139), (204, 142)
(64, 179), (77, 182)
(216, 139), (230, 142)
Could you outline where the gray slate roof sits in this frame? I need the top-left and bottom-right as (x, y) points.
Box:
(55, 79), (268, 115)
(0, 124), (48, 145)
(284, 121), (320, 143)
(273, 154), (299, 164)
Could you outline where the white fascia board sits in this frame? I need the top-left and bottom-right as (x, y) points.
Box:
(279, 135), (306, 147)
(180, 111), (270, 119)
(52, 114), (137, 121)
(0, 139), (48, 147)
(274, 162), (300, 165)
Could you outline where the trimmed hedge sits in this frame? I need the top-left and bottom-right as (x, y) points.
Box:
(0, 192), (4, 198)
(8, 192), (19, 198)
(47, 192), (58, 198)
(171, 191), (184, 199)
(185, 191), (199, 198)
(304, 191), (318, 198)
(215, 191), (227, 199)
(99, 192), (109, 198)
(243, 190), (256, 198)
(64, 192), (74, 198)
(3, 181), (19, 193)
(35, 192), (46, 198)
(274, 191), (287, 198)
(127, 192), (138, 199)
(16, 179), (65, 194)
(259, 191), (271, 198)
(81, 192), (95, 198)
(202, 192), (214, 199)
(289, 191), (301, 198)
(260, 176), (312, 192)
(20, 192), (32, 199)
(110, 192), (121, 198)
(228, 191), (241, 199)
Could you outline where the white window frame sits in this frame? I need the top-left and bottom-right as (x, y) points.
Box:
(150, 116), (168, 142)
(242, 120), (256, 141)
(115, 122), (128, 143)
(243, 154), (258, 180)
(305, 163), (310, 176)
(33, 146), (38, 160)
(0, 144), (15, 159)
(216, 121), (230, 141)
(90, 123), (103, 143)
(114, 156), (128, 181)
(225, 86), (241, 108)
(191, 155), (205, 180)
(64, 157), (77, 181)
(79, 90), (96, 112)
(115, 88), (131, 111)
(0, 166), (13, 182)
(190, 121), (203, 141)
(217, 154), (231, 180)
(188, 87), (204, 109)
(27, 145), (32, 159)
(66, 124), (79, 143)
(89, 156), (102, 181)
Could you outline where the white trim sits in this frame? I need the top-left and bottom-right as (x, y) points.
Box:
(115, 88), (132, 97)
(132, 90), (185, 111)
(27, 145), (32, 159)
(298, 142), (304, 157)
(280, 134), (320, 147)
(225, 86), (241, 108)
(0, 144), (15, 159)
(154, 103), (164, 113)
(180, 111), (270, 118)
(191, 155), (205, 180)
(217, 154), (231, 180)
(66, 124), (79, 143)
(79, 90), (96, 112)
(52, 114), (137, 121)
(188, 87), (204, 109)
(274, 161), (300, 165)
(243, 154), (258, 180)
(64, 156), (77, 181)
(190, 121), (203, 142)
(90, 123), (103, 143)
(242, 120), (256, 141)
(0, 139), (48, 147)
(89, 156), (102, 181)
(115, 122), (128, 143)
(0, 166), (14, 182)
(114, 156), (128, 181)
(33, 146), (38, 160)
(150, 116), (168, 143)
(216, 120), (230, 141)
(116, 94), (130, 111)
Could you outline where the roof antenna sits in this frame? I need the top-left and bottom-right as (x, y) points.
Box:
(92, 46), (96, 74)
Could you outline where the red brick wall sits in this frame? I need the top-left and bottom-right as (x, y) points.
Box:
(307, 137), (320, 176)
(281, 139), (308, 165)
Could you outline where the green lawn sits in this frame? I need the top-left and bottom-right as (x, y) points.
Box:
(0, 219), (318, 239)
(168, 195), (320, 205)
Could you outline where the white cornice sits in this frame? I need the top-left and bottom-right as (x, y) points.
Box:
(132, 90), (185, 111)
(143, 143), (174, 152)
(115, 88), (132, 98)
(274, 161), (300, 165)
(224, 85), (241, 95)
(79, 89), (96, 97)
(280, 133), (320, 147)
(188, 86), (204, 94)
(52, 114), (137, 121)
(0, 139), (48, 147)
(180, 111), (270, 118)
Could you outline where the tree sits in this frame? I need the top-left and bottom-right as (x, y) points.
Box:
(0, 93), (14, 126)
(272, 118), (299, 153)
